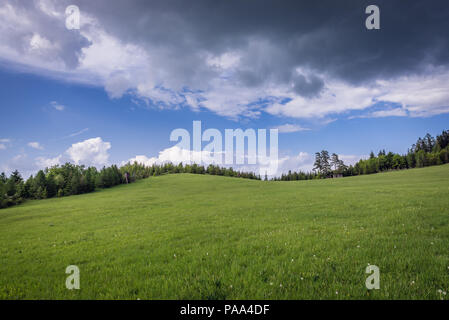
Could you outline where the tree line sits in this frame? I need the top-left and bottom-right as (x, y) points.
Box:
(350, 130), (449, 175)
(272, 129), (449, 181)
(0, 162), (260, 209)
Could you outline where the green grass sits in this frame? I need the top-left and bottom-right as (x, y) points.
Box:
(1, 164), (449, 299)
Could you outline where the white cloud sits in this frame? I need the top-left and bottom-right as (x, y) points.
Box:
(29, 33), (56, 51)
(266, 81), (380, 119)
(376, 71), (449, 117)
(32, 137), (111, 170)
(276, 152), (314, 173)
(28, 142), (44, 150)
(123, 146), (220, 167)
(66, 137), (111, 166)
(122, 155), (157, 167)
(0, 138), (11, 150)
(338, 154), (368, 166)
(349, 108), (408, 119)
(36, 155), (61, 168)
(275, 124), (310, 133)
(50, 101), (65, 111)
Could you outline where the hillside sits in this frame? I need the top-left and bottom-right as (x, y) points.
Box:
(1, 164), (449, 299)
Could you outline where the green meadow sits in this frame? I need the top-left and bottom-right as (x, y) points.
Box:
(1, 164), (449, 300)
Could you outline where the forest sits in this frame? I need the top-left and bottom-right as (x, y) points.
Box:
(0, 162), (260, 209)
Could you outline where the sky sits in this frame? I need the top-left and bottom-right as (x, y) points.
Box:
(0, 0), (448, 178)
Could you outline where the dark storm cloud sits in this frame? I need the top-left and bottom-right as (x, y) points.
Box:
(291, 74), (325, 98)
(69, 0), (449, 91)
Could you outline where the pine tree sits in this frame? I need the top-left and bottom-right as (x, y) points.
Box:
(313, 152), (322, 173)
(320, 150), (331, 177)
(331, 153), (340, 170)
(46, 174), (57, 198)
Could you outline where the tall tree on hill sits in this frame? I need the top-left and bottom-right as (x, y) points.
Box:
(46, 174), (57, 198)
(424, 133), (436, 153)
(320, 150), (331, 176)
(10, 170), (23, 184)
(331, 153), (340, 171)
(34, 170), (47, 199)
(437, 130), (449, 149)
(5, 177), (17, 197)
(338, 160), (347, 173)
(386, 152), (394, 169)
(313, 152), (322, 174)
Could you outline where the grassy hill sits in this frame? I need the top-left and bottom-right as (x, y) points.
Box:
(1, 164), (449, 299)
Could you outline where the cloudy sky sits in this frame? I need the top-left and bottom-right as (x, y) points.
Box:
(0, 0), (448, 177)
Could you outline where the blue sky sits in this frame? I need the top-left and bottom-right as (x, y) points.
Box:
(2, 68), (448, 178)
(0, 1), (448, 177)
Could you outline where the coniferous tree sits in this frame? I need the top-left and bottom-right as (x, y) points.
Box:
(331, 153), (340, 171)
(10, 170), (23, 184)
(320, 150), (331, 177)
(313, 152), (322, 174)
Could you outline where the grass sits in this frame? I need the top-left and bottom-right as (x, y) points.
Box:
(1, 164), (449, 299)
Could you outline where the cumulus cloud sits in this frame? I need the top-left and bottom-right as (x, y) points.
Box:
(28, 142), (44, 150)
(270, 152), (314, 174)
(0, 0), (448, 120)
(122, 146), (221, 167)
(338, 154), (368, 167)
(34, 137), (111, 170)
(36, 155), (61, 168)
(66, 137), (111, 166)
